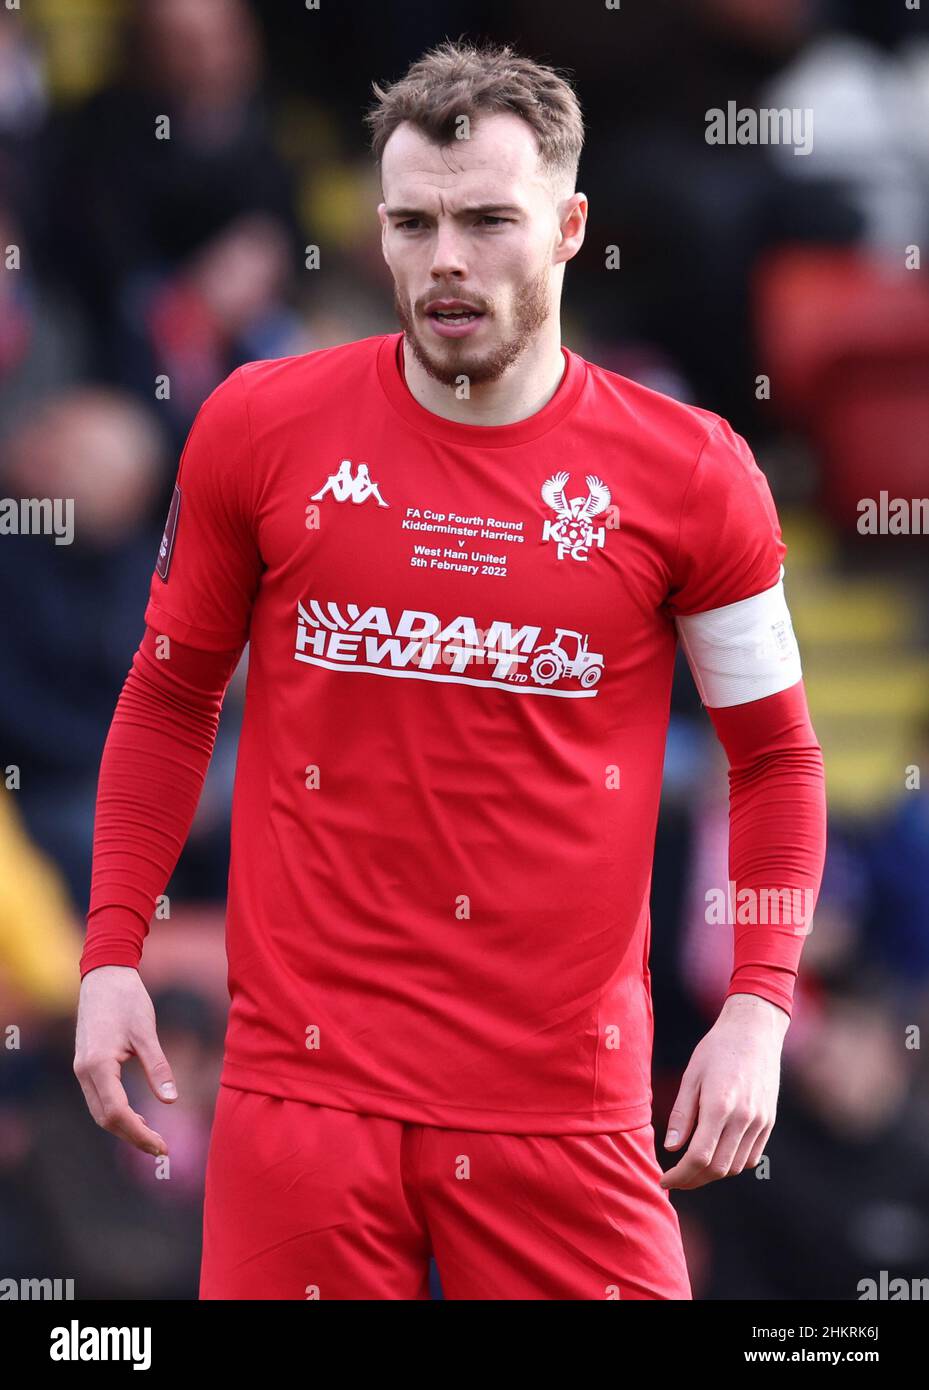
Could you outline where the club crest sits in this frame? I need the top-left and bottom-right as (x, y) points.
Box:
(540, 472), (611, 561)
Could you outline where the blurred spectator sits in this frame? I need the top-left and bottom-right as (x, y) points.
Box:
(5, 986), (223, 1298)
(0, 12), (48, 240)
(42, 0), (302, 423)
(0, 199), (89, 438)
(679, 976), (929, 1299)
(861, 725), (929, 991)
(0, 389), (166, 906)
(581, 0), (864, 435)
(764, 28), (929, 254)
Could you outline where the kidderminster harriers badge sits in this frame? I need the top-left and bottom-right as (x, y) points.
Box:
(541, 472), (610, 561)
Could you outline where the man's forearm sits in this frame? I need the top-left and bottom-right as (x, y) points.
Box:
(80, 627), (240, 976)
(708, 681), (827, 1019)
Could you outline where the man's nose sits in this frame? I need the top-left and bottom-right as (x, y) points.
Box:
(429, 222), (468, 279)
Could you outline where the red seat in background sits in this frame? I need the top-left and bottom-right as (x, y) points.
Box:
(753, 248), (929, 531)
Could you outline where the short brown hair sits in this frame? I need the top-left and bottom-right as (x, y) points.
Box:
(365, 39), (584, 191)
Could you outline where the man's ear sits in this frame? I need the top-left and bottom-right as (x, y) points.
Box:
(555, 193), (587, 266)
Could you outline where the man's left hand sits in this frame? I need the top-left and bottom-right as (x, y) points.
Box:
(659, 992), (789, 1190)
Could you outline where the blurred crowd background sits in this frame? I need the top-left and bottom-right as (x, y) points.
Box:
(1, 0), (929, 1301)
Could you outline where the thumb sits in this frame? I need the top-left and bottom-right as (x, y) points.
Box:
(132, 1029), (178, 1103)
(665, 1069), (700, 1149)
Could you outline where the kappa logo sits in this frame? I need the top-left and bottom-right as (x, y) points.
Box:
(541, 472), (611, 562)
(311, 459), (389, 507)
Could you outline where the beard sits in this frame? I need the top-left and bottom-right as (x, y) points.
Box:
(393, 264), (552, 388)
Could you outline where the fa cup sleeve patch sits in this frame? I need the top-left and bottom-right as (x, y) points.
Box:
(156, 484), (181, 581)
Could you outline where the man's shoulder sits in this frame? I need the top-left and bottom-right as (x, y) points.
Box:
(578, 350), (726, 462)
(183, 336), (391, 463)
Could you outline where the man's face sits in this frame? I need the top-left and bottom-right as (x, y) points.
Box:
(378, 112), (585, 387)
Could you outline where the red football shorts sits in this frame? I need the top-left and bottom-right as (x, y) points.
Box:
(199, 1085), (692, 1300)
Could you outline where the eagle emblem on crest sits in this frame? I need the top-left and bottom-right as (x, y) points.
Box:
(540, 472), (612, 561)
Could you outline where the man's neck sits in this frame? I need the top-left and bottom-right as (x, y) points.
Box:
(400, 327), (567, 428)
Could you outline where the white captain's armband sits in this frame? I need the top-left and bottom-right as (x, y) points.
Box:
(674, 568), (802, 708)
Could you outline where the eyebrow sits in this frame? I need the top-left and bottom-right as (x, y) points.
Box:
(385, 203), (523, 219)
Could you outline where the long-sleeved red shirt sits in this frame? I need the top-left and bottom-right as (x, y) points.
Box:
(81, 336), (826, 1133)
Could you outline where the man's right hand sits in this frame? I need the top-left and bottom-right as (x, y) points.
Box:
(74, 965), (177, 1155)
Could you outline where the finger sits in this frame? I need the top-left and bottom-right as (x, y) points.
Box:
(78, 1064), (146, 1146)
(75, 1061), (123, 1139)
(730, 1119), (767, 1176)
(664, 1070), (700, 1151)
(130, 1030), (178, 1104)
(84, 1058), (168, 1155)
(660, 1103), (728, 1188)
(75, 1067), (106, 1129)
(680, 1114), (754, 1189)
(747, 1124), (773, 1170)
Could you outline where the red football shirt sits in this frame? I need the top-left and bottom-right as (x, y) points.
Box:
(140, 331), (789, 1133)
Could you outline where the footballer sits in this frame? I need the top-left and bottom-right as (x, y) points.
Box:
(74, 40), (827, 1300)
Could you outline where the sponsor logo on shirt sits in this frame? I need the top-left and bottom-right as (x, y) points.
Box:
(311, 459), (389, 507)
(294, 599), (605, 697)
(541, 472), (611, 562)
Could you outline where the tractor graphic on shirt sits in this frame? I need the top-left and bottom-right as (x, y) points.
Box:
(530, 629), (604, 688)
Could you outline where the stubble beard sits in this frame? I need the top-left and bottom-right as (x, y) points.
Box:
(393, 264), (553, 388)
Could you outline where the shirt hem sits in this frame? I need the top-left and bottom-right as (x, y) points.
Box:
(220, 1060), (653, 1136)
